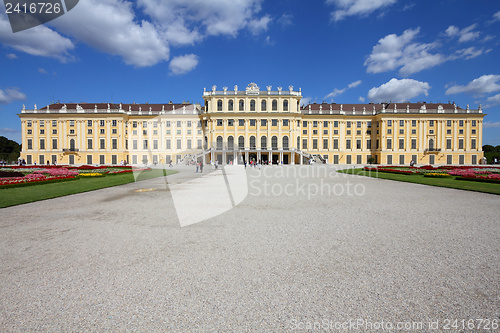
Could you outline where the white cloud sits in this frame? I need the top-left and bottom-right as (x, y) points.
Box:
(169, 54), (199, 75)
(365, 27), (445, 76)
(6, 53), (17, 59)
(0, 14), (74, 61)
(38, 68), (48, 74)
(137, 0), (270, 45)
(51, 0), (169, 67)
(454, 47), (490, 60)
(325, 80), (362, 100)
(483, 120), (500, 128)
(300, 96), (312, 106)
(277, 12), (293, 28)
(445, 75), (500, 95)
(0, 127), (19, 134)
(445, 24), (480, 43)
(484, 93), (500, 108)
(367, 78), (430, 103)
(493, 11), (500, 22)
(327, 0), (398, 22)
(358, 96), (366, 102)
(0, 88), (26, 104)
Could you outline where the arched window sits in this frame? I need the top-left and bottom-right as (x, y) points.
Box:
(261, 100), (266, 111)
(283, 100), (289, 111)
(429, 138), (434, 150)
(228, 136), (234, 150)
(217, 99), (223, 111)
(283, 136), (289, 150)
(70, 139), (75, 150)
(261, 136), (267, 149)
(297, 136), (301, 150)
(250, 100), (256, 111)
(216, 136), (223, 150)
(228, 100), (234, 111)
(239, 99), (244, 111)
(238, 136), (245, 149)
(272, 99), (278, 111)
(250, 136), (256, 149)
(271, 136), (278, 150)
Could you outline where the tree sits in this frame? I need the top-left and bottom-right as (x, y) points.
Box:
(482, 145), (495, 153)
(0, 136), (21, 162)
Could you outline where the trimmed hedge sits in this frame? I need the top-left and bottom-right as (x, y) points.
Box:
(455, 177), (500, 184)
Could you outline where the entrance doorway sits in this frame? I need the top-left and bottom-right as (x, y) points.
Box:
(249, 153), (257, 164)
(283, 154), (289, 164)
(272, 154), (279, 164)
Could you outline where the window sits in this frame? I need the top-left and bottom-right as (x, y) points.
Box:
(367, 121), (372, 128)
(387, 139), (392, 149)
(261, 100), (266, 111)
(283, 136), (289, 149)
(399, 139), (404, 149)
(367, 139), (371, 149)
(217, 119), (223, 126)
(166, 130), (171, 135)
(27, 129), (32, 134)
(166, 121), (171, 127)
(239, 99), (244, 111)
(411, 139), (417, 149)
(100, 139), (105, 149)
(272, 119), (278, 126)
(143, 121), (148, 128)
(357, 121), (362, 128)
(52, 139), (57, 150)
(356, 130), (361, 135)
(228, 137), (234, 150)
(429, 120), (434, 127)
(334, 121), (339, 127)
(70, 129), (75, 135)
(312, 139), (318, 149)
(471, 139), (476, 149)
(346, 130), (351, 135)
(333, 139), (339, 149)
(356, 139), (361, 149)
(133, 121), (137, 128)
(177, 139), (182, 150)
(459, 120), (464, 127)
(302, 139), (307, 149)
(429, 130), (434, 134)
(346, 121), (351, 128)
(27, 139), (32, 149)
(40, 129), (45, 134)
(239, 119), (245, 126)
(197, 139), (202, 149)
(176, 130), (181, 135)
(399, 129), (404, 135)
(346, 155), (352, 164)
(387, 129), (392, 134)
(250, 119), (256, 126)
(412, 120), (417, 127)
(228, 119), (234, 126)
(238, 136), (245, 149)
(283, 119), (289, 126)
(283, 100), (288, 111)
(303, 130), (307, 135)
(100, 129), (105, 134)
(100, 120), (105, 127)
(187, 139), (192, 150)
(261, 136), (267, 149)
(313, 121), (318, 128)
(297, 136), (300, 149)
(346, 139), (351, 149)
(447, 120), (452, 126)
(228, 100), (234, 111)
(250, 100), (255, 111)
(387, 120), (392, 126)
(52, 129), (57, 135)
(387, 155), (392, 165)
(198, 121), (202, 128)
(399, 120), (404, 127)
(113, 129), (118, 134)
(324, 121), (328, 127)
(52, 120), (57, 127)
(70, 120), (75, 127)
(186, 121), (191, 127)
(303, 121), (308, 127)
(40, 120), (45, 127)
(217, 99), (223, 111)
(166, 139), (171, 150)
(429, 139), (435, 150)
(27, 120), (32, 127)
(472, 120), (476, 126)
(112, 138), (118, 149)
(411, 129), (416, 135)
(88, 139), (93, 150)
(261, 119), (267, 126)
(132, 140), (138, 150)
(251, 136), (257, 149)
(177, 121), (181, 127)
(334, 130), (338, 135)
(376, 140), (379, 149)
(112, 120), (117, 127)
(459, 129), (464, 135)
(446, 139), (452, 150)
(323, 130), (328, 135)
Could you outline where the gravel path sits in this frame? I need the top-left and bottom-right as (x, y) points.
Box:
(0, 165), (499, 332)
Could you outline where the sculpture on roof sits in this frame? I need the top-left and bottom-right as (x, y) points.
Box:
(246, 82), (260, 95)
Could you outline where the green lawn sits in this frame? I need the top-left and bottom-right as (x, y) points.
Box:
(0, 169), (177, 208)
(338, 168), (500, 195)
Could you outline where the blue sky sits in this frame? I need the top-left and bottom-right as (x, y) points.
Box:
(1, 0), (500, 145)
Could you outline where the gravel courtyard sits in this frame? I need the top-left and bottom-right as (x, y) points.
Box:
(0, 165), (499, 332)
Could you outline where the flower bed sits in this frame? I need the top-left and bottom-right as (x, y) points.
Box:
(78, 173), (104, 177)
(424, 173), (452, 178)
(0, 175), (78, 188)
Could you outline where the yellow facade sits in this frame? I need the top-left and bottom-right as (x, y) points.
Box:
(19, 83), (485, 166)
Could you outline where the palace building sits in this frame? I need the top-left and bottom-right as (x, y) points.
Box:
(18, 83), (485, 166)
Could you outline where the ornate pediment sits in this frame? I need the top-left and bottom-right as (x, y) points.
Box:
(245, 82), (260, 95)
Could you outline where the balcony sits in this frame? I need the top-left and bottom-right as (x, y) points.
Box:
(62, 148), (79, 153)
(424, 148), (441, 153)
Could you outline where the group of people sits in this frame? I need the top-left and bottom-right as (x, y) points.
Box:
(195, 161), (204, 173)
